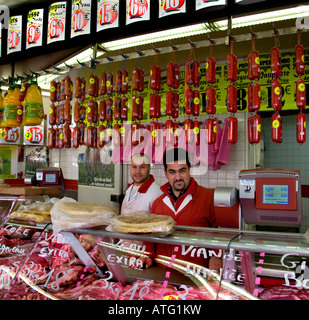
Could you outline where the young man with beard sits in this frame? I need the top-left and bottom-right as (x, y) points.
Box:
(139, 147), (222, 272)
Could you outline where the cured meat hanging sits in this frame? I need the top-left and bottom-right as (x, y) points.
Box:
(205, 38), (217, 145)
(226, 37), (238, 144)
(295, 29), (306, 145)
(271, 29), (283, 144)
(184, 44), (200, 145)
(247, 32), (261, 145)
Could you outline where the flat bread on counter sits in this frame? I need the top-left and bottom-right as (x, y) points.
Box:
(110, 211), (175, 233)
(56, 201), (117, 217)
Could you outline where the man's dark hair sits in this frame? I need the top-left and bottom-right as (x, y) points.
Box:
(163, 148), (191, 171)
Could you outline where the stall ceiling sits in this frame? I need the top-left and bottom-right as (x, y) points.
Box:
(0, 1), (308, 81)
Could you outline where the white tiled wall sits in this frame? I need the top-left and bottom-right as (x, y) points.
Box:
(127, 112), (248, 189)
(262, 115), (309, 233)
(49, 147), (80, 180)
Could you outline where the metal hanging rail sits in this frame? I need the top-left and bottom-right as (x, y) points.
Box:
(20, 25), (308, 82)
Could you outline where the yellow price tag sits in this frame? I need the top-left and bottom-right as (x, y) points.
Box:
(25, 130), (32, 140)
(298, 83), (305, 92)
(272, 120), (280, 128)
(274, 87), (281, 95)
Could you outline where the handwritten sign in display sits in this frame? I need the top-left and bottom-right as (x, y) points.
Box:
(71, 0), (91, 38)
(7, 15), (22, 55)
(47, 2), (66, 44)
(26, 9), (44, 49)
(97, 0), (119, 32)
(126, 0), (150, 25)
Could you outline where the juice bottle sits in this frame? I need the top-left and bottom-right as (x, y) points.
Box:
(2, 84), (21, 127)
(1, 85), (14, 127)
(22, 78), (44, 126)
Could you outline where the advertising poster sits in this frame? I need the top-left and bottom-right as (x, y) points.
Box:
(47, 1), (66, 44)
(71, 0), (91, 38)
(26, 9), (44, 49)
(7, 15), (22, 54)
(126, 0), (150, 25)
(196, 0), (226, 10)
(24, 146), (47, 177)
(159, 0), (186, 18)
(78, 148), (115, 188)
(0, 146), (17, 179)
(97, 0), (119, 32)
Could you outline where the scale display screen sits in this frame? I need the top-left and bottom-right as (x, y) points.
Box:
(45, 173), (57, 184)
(262, 185), (289, 205)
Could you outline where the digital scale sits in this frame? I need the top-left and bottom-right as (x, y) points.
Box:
(25, 167), (65, 193)
(239, 169), (302, 227)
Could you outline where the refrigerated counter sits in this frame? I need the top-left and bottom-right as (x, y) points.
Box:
(1, 218), (309, 301)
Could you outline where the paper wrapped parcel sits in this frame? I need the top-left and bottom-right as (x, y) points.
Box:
(50, 197), (117, 235)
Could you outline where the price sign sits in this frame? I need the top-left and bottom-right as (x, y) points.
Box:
(159, 0), (186, 18)
(126, 0), (150, 25)
(196, 0), (226, 10)
(0, 128), (20, 145)
(26, 9), (44, 49)
(23, 125), (44, 145)
(71, 0), (91, 38)
(97, 0), (119, 32)
(7, 15), (22, 54)
(47, 2), (66, 44)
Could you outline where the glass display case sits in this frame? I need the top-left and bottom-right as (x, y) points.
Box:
(1, 210), (309, 300)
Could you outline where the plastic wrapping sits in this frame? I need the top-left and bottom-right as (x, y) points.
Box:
(107, 211), (175, 234)
(10, 201), (55, 224)
(50, 197), (116, 235)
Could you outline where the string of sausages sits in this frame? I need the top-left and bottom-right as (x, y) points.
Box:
(270, 30), (283, 144)
(295, 29), (306, 145)
(205, 40), (217, 145)
(226, 39), (238, 144)
(247, 33), (261, 145)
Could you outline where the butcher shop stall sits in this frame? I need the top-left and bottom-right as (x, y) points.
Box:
(0, 0), (309, 302)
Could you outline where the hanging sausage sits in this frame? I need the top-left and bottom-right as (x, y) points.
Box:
(204, 118), (216, 145)
(73, 126), (80, 149)
(248, 114), (261, 144)
(271, 112), (283, 144)
(271, 79), (282, 112)
(114, 96), (121, 121)
(49, 103), (56, 126)
(226, 37), (238, 144)
(248, 33), (262, 145)
(206, 56), (216, 85)
(227, 84), (238, 114)
(227, 116), (238, 144)
(297, 112), (306, 145)
(98, 124), (106, 148)
(48, 128), (55, 149)
(296, 78), (306, 110)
